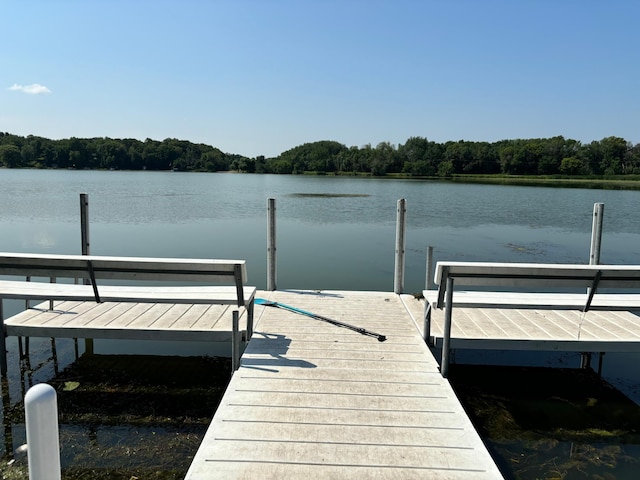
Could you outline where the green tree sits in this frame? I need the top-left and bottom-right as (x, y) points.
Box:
(599, 136), (628, 175)
(398, 137), (442, 176)
(559, 156), (586, 175)
(0, 144), (22, 167)
(437, 160), (454, 177)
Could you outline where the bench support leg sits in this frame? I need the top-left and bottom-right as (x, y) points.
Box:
(423, 302), (432, 346)
(441, 277), (454, 378)
(597, 352), (605, 377)
(231, 310), (240, 373)
(247, 301), (254, 341)
(0, 300), (6, 377)
(580, 352), (592, 369)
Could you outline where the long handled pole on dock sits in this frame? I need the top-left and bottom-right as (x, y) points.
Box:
(256, 299), (387, 341)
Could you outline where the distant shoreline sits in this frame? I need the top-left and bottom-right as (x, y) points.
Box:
(3, 165), (640, 190)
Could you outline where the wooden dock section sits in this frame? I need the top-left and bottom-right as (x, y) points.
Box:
(186, 290), (503, 479)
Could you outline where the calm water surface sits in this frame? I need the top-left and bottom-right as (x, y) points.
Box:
(3, 169), (640, 291)
(1, 169), (640, 477)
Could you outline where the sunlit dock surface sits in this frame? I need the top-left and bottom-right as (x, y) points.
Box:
(414, 291), (640, 353)
(186, 290), (503, 479)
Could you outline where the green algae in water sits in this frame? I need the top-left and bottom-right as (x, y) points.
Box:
(448, 365), (640, 479)
(1, 354), (232, 479)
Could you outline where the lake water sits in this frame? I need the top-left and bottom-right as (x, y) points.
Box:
(2, 169), (640, 477)
(3, 169), (640, 293)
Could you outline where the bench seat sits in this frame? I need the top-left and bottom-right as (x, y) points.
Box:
(423, 289), (640, 310)
(5, 300), (247, 342)
(0, 252), (256, 375)
(424, 261), (640, 377)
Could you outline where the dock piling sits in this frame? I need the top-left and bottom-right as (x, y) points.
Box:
(426, 245), (434, 290)
(80, 193), (90, 257)
(394, 199), (407, 294)
(589, 202), (604, 265)
(267, 198), (277, 291)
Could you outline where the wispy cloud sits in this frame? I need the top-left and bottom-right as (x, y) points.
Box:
(8, 83), (52, 94)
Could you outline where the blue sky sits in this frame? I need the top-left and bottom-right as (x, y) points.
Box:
(2, 1), (639, 158)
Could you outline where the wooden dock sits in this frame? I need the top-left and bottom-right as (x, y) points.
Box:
(185, 290), (503, 479)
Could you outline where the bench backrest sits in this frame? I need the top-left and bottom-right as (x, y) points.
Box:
(435, 261), (640, 310)
(0, 252), (247, 283)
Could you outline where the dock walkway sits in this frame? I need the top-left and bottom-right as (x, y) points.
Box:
(186, 290), (503, 479)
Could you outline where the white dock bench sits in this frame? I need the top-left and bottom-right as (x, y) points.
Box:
(0, 252), (256, 375)
(423, 262), (640, 377)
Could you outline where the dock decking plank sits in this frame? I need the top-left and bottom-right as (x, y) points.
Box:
(3, 300), (246, 342)
(186, 291), (503, 479)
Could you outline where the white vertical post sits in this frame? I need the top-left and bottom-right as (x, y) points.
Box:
(589, 203), (604, 265)
(80, 193), (90, 256)
(25, 384), (61, 480)
(267, 198), (277, 291)
(394, 199), (407, 294)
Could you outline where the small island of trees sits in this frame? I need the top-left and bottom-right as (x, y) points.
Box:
(1, 132), (639, 179)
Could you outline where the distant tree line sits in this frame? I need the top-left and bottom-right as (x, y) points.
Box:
(1, 132), (639, 177)
(0, 134), (245, 172)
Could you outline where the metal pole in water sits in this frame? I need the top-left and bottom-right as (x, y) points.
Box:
(589, 203), (604, 265)
(25, 383), (61, 480)
(79, 193), (94, 354)
(267, 198), (277, 291)
(80, 193), (90, 256)
(394, 199), (407, 294)
(425, 245), (434, 291)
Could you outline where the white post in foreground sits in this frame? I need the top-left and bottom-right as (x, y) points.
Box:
(25, 384), (61, 480)
(394, 199), (407, 294)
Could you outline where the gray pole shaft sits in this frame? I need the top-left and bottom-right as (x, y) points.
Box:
(267, 198), (277, 291)
(589, 203), (604, 265)
(231, 310), (240, 372)
(426, 245), (434, 290)
(440, 277), (454, 378)
(394, 199), (407, 294)
(80, 193), (90, 256)
(0, 300), (6, 376)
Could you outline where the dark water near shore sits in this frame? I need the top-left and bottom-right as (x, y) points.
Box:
(1, 169), (640, 478)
